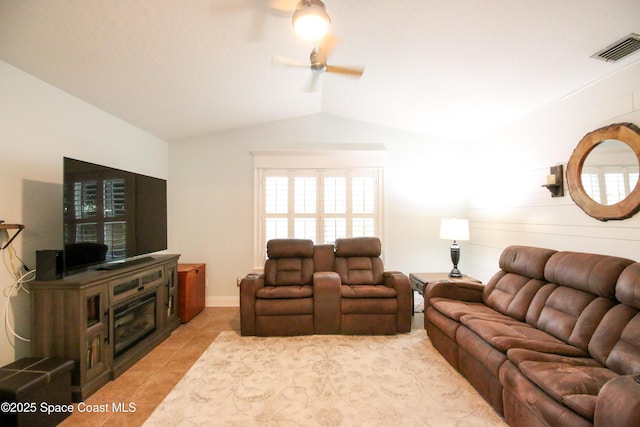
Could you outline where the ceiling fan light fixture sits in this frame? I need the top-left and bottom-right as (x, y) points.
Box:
(292, 0), (331, 41)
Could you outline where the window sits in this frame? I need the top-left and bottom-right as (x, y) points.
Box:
(65, 176), (131, 261)
(581, 165), (639, 205)
(253, 149), (386, 266)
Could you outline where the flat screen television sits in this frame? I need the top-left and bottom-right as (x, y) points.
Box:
(63, 157), (167, 274)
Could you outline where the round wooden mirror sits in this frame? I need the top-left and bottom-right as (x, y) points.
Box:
(566, 123), (640, 221)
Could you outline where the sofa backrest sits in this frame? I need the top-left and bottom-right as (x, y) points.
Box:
(313, 244), (335, 272)
(482, 246), (557, 321)
(588, 263), (640, 374)
(333, 237), (384, 285)
(526, 251), (634, 351)
(264, 239), (315, 286)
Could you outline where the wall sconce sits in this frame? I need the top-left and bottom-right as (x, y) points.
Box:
(542, 165), (564, 197)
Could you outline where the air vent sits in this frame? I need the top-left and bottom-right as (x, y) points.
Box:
(591, 33), (640, 62)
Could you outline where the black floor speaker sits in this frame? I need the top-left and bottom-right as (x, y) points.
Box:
(36, 250), (63, 281)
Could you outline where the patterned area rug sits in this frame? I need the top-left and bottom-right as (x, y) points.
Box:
(144, 330), (507, 426)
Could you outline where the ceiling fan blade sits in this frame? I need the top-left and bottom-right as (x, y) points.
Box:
(326, 65), (365, 77)
(319, 34), (341, 59)
(272, 55), (309, 68)
(305, 73), (322, 93)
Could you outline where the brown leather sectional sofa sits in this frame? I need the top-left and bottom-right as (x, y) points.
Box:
(240, 237), (412, 336)
(425, 245), (640, 427)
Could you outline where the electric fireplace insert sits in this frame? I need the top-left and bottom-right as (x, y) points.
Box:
(113, 292), (156, 359)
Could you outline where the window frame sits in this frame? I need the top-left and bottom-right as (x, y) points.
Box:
(252, 149), (386, 269)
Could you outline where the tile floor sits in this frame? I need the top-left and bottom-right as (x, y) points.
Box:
(60, 306), (424, 426)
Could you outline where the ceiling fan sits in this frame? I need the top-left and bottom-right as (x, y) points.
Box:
(273, 36), (365, 91)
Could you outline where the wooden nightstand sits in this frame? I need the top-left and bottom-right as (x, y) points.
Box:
(409, 272), (481, 313)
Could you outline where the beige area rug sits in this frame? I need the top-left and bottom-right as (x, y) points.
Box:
(144, 330), (507, 426)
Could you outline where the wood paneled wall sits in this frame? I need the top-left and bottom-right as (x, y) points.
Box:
(465, 62), (640, 283)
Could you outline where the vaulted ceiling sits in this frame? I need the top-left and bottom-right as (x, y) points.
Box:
(1, 0), (639, 142)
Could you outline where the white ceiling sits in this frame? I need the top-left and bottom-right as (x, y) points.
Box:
(1, 0), (639, 142)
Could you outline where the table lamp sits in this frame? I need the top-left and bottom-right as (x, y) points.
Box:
(440, 218), (470, 278)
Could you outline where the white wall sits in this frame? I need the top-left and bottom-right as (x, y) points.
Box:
(5, 54), (638, 365)
(168, 113), (469, 306)
(0, 61), (168, 366)
(466, 60), (640, 283)
(171, 57), (640, 306)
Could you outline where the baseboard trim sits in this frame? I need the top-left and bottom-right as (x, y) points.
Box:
(206, 296), (239, 307)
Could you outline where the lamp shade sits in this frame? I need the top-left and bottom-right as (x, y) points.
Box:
(439, 218), (470, 241)
(292, 0), (331, 40)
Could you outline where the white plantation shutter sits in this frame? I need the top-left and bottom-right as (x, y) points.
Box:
(352, 176), (375, 214)
(604, 171), (626, 204)
(265, 176), (288, 213)
(253, 150), (386, 267)
(74, 180), (98, 219)
(581, 170), (601, 203)
(103, 178), (127, 260)
(323, 174), (347, 243)
(265, 218), (288, 242)
(582, 165), (639, 205)
(264, 174), (289, 243)
(294, 176), (316, 213)
(630, 171), (639, 190)
(257, 168), (382, 262)
(68, 177), (130, 261)
(323, 218), (346, 243)
(324, 176), (346, 213)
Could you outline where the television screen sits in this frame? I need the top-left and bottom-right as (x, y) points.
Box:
(63, 157), (167, 274)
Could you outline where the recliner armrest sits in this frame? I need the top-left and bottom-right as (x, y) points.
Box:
(239, 273), (265, 336)
(594, 375), (640, 427)
(425, 280), (484, 308)
(313, 272), (341, 334)
(383, 271), (410, 289)
(239, 273), (265, 291)
(384, 271), (412, 332)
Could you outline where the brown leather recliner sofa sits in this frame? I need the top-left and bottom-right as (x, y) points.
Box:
(425, 245), (640, 427)
(240, 237), (412, 336)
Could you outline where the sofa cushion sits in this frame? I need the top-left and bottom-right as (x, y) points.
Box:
(267, 239), (314, 258)
(430, 297), (507, 322)
(460, 315), (588, 356)
(255, 297), (313, 316)
(265, 239), (315, 286)
(498, 245), (557, 280)
(341, 298), (398, 314)
(588, 303), (638, 367)
(479, 246), (556, 320)
(483, 271), (548, 321)
(340, 284), (397, 298)
(616, 263), (640, 309)
(507, 348), (617, 421)
(544, 251), (634, 297)
(256, 285), (313, 299)
(335, 237), (381, 257)
(604, 311), (640, 375)
(334, 256), (385, 285)
(265, 257), (315, 286)
(535, 288), (616, 351)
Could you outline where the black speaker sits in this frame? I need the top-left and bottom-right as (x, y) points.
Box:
(36, 250), (64, 281)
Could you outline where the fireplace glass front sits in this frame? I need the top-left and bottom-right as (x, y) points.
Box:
(113, 292), (156, 358)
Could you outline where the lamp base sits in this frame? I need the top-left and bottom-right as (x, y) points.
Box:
(449, 241), (462, 278)
(448, 267), (462, 278)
